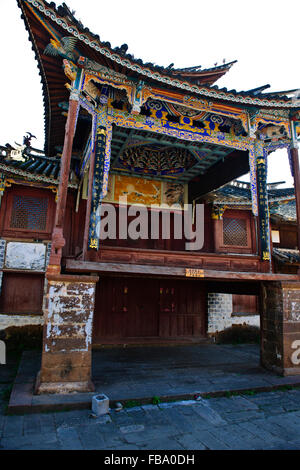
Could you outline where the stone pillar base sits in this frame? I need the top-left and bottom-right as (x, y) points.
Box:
(36, 274), (98, 394)
(261, 281), (300, 376)
(35, 371), (95, 394)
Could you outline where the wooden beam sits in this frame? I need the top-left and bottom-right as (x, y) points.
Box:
(113, 130), (130, 138)
(112, 130), (134, 165)
(65, 259), (299, 282)
(129, 133), (214, 153)
(189, 149), (249, 200)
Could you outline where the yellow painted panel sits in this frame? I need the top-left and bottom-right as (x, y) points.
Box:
(114, 175), (161, 206)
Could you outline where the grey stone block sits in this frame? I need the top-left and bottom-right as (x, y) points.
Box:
(76, 425), (106, 450)
(2, 415), (24, 438)
(197, 430), (230, 450)
(175, 433), (207, 450)
(120, 424), (145, 434)
(57, 427), (84, 450)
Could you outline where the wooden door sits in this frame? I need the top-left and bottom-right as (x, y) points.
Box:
(159, 280), (205, 338)
(93, 277), (206, 343)
(128, 278), (159, 337)
(93, 277), (159, 342)
(93, 277), (127, 341)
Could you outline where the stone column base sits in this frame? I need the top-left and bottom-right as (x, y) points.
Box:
(36, 274), (98, 394)
(35, 371), (95, 394)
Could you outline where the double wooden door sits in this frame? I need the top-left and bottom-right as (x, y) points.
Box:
(93, 277), (206, 343)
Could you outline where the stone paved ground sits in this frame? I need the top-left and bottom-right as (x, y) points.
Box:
(91, 344), (300, 400)
(2, 387), (300, 450)
(13, 344), (300, 410)
(2, 347), (300, 450)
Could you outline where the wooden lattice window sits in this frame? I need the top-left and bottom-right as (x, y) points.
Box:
(10, 195), (48, 231)
(223, 217), (248, 247)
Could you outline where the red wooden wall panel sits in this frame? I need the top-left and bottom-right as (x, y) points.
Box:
(232, 294), (258, 315)
(0, 272), (44, 314)
(93, 277), (206, 342)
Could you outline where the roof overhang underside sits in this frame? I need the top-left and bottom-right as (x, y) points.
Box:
(110, 125), (239, 185)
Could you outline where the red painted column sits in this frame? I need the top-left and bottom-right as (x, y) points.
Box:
(48, 95), (79, 274)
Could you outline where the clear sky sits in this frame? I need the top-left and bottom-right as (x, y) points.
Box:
(0, 0), (299, 186)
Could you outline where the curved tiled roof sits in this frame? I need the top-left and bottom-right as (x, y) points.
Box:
(269, 199), (296, 222)
(273, 248), (300, 264)
(17, 0), (300, 158)
(210, 180), (297, 221)
(0, 145), (77, 187)
(18, 1), (300, 107)
(44, 1), (236, 85)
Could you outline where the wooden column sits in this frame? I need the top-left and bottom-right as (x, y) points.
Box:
(255, 140), (271, 269)
(87, 127), (108, 251)
(211, 206), (225, 254)
(82, 146), (96, 259)
(47, 93), (79, 274)
(290, 146), (300, 252)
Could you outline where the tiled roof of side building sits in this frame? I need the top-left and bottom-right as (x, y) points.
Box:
(0, 145), (78, 187)
(269, 199), (296, 222)
(210, 181), (296, 221)
(273, 248), (300, 264)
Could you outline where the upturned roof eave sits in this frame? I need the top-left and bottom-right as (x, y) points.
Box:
(19, 0), (300, 110)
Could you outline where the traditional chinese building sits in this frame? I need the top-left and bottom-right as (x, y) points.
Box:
(1, 0), (300, 393)
(206, 180), (299, 334)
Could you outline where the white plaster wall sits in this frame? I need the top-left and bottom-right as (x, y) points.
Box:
(207, 293), (260, 334)
(5, 242), (46, 271)
(0, 314), (44, 331)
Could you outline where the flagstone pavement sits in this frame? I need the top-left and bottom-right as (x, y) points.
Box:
(2, 345), (300, 450)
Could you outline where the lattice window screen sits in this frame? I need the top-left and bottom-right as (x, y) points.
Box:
(10, 196), (48, 231)
(223, 217), (248, 246)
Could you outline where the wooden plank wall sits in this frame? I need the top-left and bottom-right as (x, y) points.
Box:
(93, 277), (206, 342)
(0, 273), (44, 314)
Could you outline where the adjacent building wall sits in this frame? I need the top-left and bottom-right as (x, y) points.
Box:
(0, 240), (51, 332)
(207, 293), (260, 335)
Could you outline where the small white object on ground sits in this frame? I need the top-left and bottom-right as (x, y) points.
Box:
(92, 393), (110, 416)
